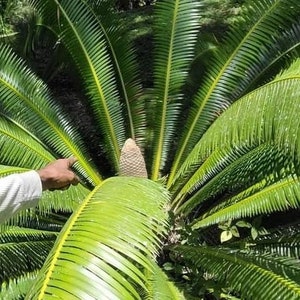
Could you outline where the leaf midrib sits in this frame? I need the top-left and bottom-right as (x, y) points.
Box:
(36, 183), (101, 299)
(168, 0), (281, 186)
(54, 0), (120, 167)
(152, 0), (179, 180)
(0, 77), (101, 185)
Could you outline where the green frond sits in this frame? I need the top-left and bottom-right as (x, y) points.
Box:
(274, 51), (300, 80)
(0, 43), (101, 185)
(26, 177), (170, 299)
(173, 245), (300, 300)
(145, 263), (185, 300)
(245, 21), (300, 91)
(1, 211), (66, 232)
(0, 125), (91, 215)
(86, 1), (146, 143)
(150, 0), (200, 180)
(171, 58), (300, 196)
(0, 117), (54, 169)
(0, 271), (38, 300)
(248, 231), (300, 259)
(36, 184), (90, 214)
(29, 0), (126, 171)
(172, 144), (263, 210)
(168, 0), (300, 184)
(0, 117), (91, 213)
(0, 227), (57, 285)
(197, 160), (294, 222)
(175, 143), (293, 215)
(0, 165), (31, 177)
(0, 1), (299, 298)
(192, 175), (300, 229)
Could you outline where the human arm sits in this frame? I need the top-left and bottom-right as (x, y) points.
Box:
(37, 157), (79, 191)
(0, 158), (79, 223)
(0, 170), (42, 223)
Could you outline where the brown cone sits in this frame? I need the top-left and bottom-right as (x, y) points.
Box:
(119, 138), (148, 178)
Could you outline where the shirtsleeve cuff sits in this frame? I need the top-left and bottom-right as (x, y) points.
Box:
(0, 170), (43, 223)
(18, 170), (43, 208)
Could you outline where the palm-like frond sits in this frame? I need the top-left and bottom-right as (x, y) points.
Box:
(245, 227), (300, 258)
(40, 0), (146, 145)
(173, 245), (300, 300)
(168, 0), (300, 184)
(29, 0), (126, 171)
(0, 117), (54, 169)
(36, 184), (89, 214)
(145, 263), (185, 300)
(86, 0), (146, 144)
(192, 175), (300, 229)
(0, 116), (91, 214)
(173, 143), (282, 213)
(245, 21), (300, 92)
(0, 43), (100, 185)
(149, 0), (200, 179)
(171, 59), (300, 215)
(0, 271), (38, 300)
(254, 238), (300, 259)
(27, 177), (170, 299)
(0, 0), (300, 298)
(0, 211), (66, 233)
(0, 227), (57, 285)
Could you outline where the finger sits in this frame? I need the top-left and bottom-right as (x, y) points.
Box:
(61, 184), (71, 191)
(67, 157), (78, 167)
(71, 174), (80, 186)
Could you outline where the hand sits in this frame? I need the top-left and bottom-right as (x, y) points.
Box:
(37, 158), (80, 191)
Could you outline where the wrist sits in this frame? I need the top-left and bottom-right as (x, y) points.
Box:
(37, 169), (51, 191)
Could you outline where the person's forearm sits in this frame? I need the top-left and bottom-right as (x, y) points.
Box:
(0, 158), (79, 223)
(0, 171), (42, 223)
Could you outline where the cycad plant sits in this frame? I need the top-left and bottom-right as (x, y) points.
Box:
(0, 0), (300, 299)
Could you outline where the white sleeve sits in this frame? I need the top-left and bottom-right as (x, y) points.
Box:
(0, 171), (42, 223)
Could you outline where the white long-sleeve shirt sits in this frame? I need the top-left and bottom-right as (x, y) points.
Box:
(0, 171), (42, 223)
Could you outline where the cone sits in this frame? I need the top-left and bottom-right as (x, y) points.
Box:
(119, 138), (148, 178)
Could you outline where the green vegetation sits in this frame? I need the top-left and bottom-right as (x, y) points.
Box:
(0, 0), (32, 36)
(0, 0), (300, 299)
